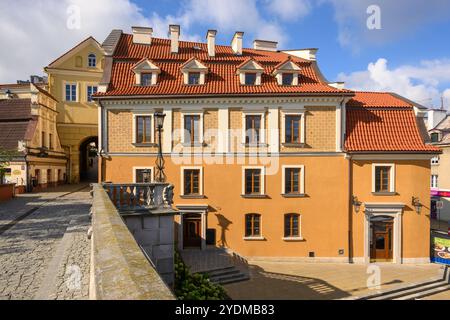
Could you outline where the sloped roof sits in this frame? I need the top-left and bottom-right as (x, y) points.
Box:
(345, 92), (440, 153)
(95, 34), (350, 97)
(0, 99), (32, 120)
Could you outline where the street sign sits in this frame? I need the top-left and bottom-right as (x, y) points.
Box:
(436, 201), (444, 209)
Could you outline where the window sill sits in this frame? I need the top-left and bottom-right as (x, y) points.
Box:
(241, 194), (268, 199)
(182, 142), (206, 147)
(372, 192), (397, 196)
(243, 236), (265, 241)
(282, 237), (304, 241)
(180, 195), (206, 199)
(282, 193), (306, 198)
(282, 143), (305, 148)
(132, 143), (157, 147)
(242, 143), (269, 148)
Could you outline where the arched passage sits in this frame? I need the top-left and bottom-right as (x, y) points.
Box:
(79, 136), (98, 182)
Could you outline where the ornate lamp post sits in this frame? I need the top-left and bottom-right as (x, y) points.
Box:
(154, 112), (166, 182)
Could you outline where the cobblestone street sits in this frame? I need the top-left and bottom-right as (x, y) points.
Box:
(0, 185), (92, 300)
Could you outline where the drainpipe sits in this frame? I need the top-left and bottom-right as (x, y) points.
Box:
(347, 153), (353, 263)
(97, 99), (105, 183)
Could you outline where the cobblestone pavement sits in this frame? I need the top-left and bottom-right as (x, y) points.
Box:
(0, 185), (92, 300)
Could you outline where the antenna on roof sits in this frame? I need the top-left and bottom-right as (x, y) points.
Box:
(441, 96), (444, 110)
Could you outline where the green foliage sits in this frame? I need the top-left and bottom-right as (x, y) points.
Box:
(0, 148), (18, 183)
(174, 250), (228, 300)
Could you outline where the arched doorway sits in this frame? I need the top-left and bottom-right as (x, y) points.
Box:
(79, 136), (98, 182)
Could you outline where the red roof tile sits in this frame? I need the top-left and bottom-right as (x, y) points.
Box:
(347, 92), (413, 108)
(97, 34), (349, 97)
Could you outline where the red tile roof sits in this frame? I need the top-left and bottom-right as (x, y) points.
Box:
(96, 34), (350, 97)
(345, 92), (440, 153)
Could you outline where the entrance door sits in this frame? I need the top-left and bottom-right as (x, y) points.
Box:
(370, 217), (393, 261)
(183, 214), (202, 248)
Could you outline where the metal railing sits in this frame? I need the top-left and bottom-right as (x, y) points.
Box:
(102, 182), (174, 211)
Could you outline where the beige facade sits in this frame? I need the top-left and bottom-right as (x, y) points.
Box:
(45, 37), (104, 183)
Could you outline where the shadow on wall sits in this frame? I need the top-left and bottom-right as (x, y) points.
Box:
(215, 213), (232, 248)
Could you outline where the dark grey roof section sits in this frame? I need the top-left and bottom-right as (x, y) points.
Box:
(416, 115), (431, 143)
(390, 92), (427, 110)
(99, 56), (113, 88)
(434, 114), (450, 131)
(0, 99), (32, 121)
(102, 29), (123, 56)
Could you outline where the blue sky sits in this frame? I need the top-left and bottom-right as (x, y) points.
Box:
(1, 0), (450, 108)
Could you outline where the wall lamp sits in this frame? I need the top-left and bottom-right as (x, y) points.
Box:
(412, 196), (422, 214)
(352, 196), (362, 213)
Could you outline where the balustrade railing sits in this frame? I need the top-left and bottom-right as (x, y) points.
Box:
(102, 183), (174, 211)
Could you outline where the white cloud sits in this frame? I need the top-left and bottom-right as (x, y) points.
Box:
(264, 0), (312, 21)
(337, 58), (450, 108)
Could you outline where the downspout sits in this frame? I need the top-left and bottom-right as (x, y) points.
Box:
(97, 99), (105, 183)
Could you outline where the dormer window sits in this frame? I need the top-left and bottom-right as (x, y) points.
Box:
(141, 73), (153, 86)
(88, 54), (96, 67)
(245, 73), (257, 85)
(236, 58), (264, 86)
(188, 72), (201, 85)
(132, 58), (161, 86)
(272, 57), (301, 86)
(282, 73), (295, 86)
(181, 58), (208, 85)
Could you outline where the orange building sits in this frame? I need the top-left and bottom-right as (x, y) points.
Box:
(94, 26), (440, 264)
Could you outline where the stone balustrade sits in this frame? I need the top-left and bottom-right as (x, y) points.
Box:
(89, 183), (174, 300)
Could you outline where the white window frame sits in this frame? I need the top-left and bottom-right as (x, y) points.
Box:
(86, 84), (98, 102)
(63, 82), (78, 102)
(281, 110), (306, 144)
(243, 213), (265, 240)
(132, 166), (154, 183)
(180, 166), (203, 196)
(242, 111), (266, 145)
(431, 175), (438, 189)
(88, 53), (97, 67)
(282, 213), (303, 241)
(242, 166), (265, 195)
(372, 163), (395, 193)
(281, 165), (305, 195)
(181, 112), (204, 145)
(132, 113), (154, 144)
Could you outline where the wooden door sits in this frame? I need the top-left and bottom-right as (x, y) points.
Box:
(371, 220), (393, 261)
(183, 214), (202, 248)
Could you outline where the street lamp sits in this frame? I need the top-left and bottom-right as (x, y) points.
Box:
(154, 112), (166, 182)
(412, 196), (422, 214)
(352, 196), (362, 213)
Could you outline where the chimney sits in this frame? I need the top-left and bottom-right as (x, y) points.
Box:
(207, 29), (217, 57)
(132, 26), (153, 45)
(253, 40), (278, 52)
(169, 25), (180, 53)
(231, 31), (244, 55)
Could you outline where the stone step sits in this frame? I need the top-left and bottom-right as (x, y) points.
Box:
(396, 284), (450, 300)
(206, 268), (241, 279)
(211, 273), (250, 285)
(370, 280), (448, 300)
(200, 266), (236, 276)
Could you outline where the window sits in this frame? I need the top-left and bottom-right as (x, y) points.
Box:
(431, 156), (440, 165)
(41, 131), (46, 148)
(285, 168), (301, 194)
(135, 168), (152, 183)
(65, 83), (77, 101)
(244, 73), (257, 85)
(285, 115), (302, 143)
(184, 115), (201, 144)
(49, 133), (53, 150)
(245, 115), (261, 145)
(431, 133), (439, 143)
(431, 175), (438, 188)
(245, 214), (261, 237)
(88, 54), (96, 67)
(374, 165), (392, 193)
(282, 73), (294, 86)
(284, 214), (300, 238)
(183, 169), (200, 195)
(245, 168), (261, 195)
(141, 73), (153, 86)
(188, 72), (201, 85)
(135, 115), (152, 143)
(87, 85), (98, 102)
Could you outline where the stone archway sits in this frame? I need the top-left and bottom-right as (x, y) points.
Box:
(79, 136), (98, 182)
